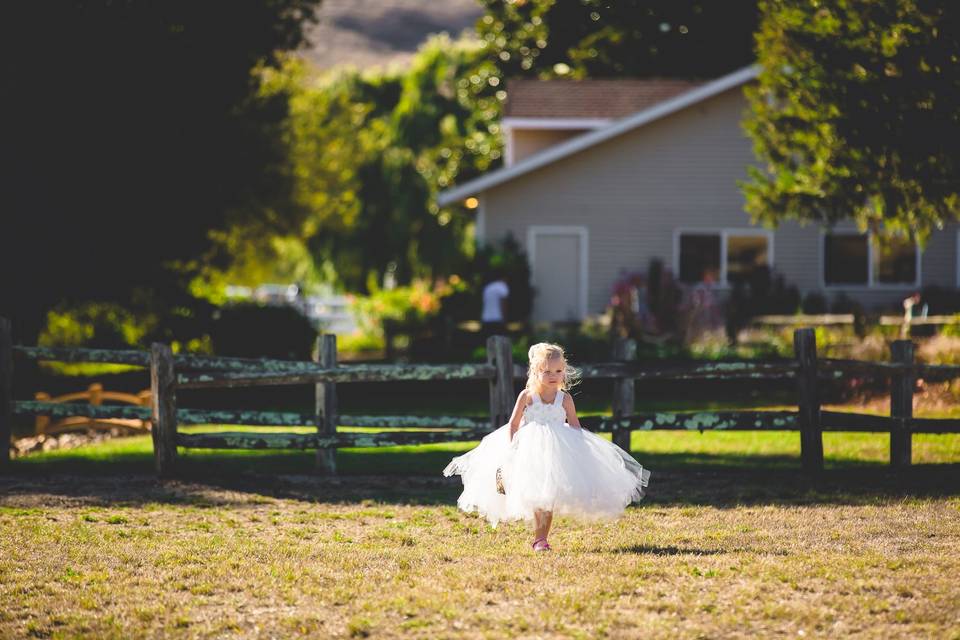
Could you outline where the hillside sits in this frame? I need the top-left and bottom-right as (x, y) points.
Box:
(299, 0), (482, 70)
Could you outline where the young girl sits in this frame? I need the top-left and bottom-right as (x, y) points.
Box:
(443, 342), (651, 551)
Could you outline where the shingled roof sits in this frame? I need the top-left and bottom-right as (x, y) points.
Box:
(504, 78), (705, 120)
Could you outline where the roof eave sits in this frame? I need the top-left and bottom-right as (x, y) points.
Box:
(437, 64), (760, 208)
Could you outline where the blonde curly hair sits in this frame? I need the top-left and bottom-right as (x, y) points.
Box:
(525, 342), (581, 393)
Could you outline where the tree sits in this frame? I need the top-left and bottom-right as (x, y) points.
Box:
(0, 1), (322, 341)
(225, 37), (499, 294)
(743, 0), (960, 240)
(475, 0), (757, 80)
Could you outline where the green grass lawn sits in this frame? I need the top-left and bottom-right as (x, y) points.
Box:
(6, 417), (960, 638)
(12, 425), (960, 477)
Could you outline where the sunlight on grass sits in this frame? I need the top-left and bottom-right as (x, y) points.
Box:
(13, 422), (960, 475)
(2, 474), (959, 638)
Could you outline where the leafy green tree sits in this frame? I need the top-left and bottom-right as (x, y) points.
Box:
(474, 0), (757, 79)
(222, 37), (501, 293)
(1, 1), (322, 342)
(743, 0), (960, 240)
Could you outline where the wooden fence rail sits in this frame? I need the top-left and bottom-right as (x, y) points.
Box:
(3, 318), (960, 476)
(12, 402), (489, 430)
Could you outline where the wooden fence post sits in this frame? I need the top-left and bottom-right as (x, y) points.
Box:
(794, 328), (824, 472)
(612, 337), (636, 452)
(150, 343), (178, 477)
(487, 335), (514, 430)
(890, 340), (914, 469)
(315, 334), (338, 474)
(384, 320), (395, 362)
(0, 318), (12, 469)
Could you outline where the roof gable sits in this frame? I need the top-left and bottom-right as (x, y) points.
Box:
(438, 65), (759, 207)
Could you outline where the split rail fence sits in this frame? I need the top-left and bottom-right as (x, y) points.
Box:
(2, 316), (959, 477)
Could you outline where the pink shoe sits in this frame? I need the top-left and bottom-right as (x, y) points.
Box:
(532, 537), (551, 552)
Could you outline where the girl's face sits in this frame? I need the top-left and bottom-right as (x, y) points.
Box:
(538, 356), (565, 390)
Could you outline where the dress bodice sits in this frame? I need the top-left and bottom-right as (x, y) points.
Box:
(522, 390), (567, 427)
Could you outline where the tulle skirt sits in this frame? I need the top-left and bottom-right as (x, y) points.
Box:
(443, 421), (651, 527)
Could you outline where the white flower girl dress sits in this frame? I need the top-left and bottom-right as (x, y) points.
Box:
(443, 390), (651, 526)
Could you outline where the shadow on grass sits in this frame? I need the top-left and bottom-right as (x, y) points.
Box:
(610, 544), (729, 556)
(5, 445), (960, 509)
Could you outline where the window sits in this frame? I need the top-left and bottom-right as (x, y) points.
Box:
(824, 234), (868, 285)
(823, 233), (919, 287)
(676, 230), (772, 285)
(678, 234), (720, 283)
(874, 236), (918, 284)
(727, 235), (770, 285)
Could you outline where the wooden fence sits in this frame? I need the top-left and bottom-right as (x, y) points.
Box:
(32, 383), (151, 436)
(2, 316), (960, 477)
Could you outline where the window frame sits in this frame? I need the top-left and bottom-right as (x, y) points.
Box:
(819, 231), (922, 290)
(672, 228), (775, 287)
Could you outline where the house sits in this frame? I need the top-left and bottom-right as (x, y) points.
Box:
(438, 66), (958, 323)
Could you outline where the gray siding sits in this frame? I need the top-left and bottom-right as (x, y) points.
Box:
(482, 87), (958, 314)
(510, 129), (590, 165)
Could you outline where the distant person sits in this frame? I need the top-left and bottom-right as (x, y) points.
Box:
(902, 292), (923, 338)
(481, 269), (509, 339)
(683, 267), (722, 341)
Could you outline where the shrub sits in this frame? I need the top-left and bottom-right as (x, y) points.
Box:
(829, 292), (861, 315)
(920, 286), (960, 315)
(848, 333), (889, 362)
(725, 267), (800, 344)
(608, 258), (685, 342)
(463, 233), (534, 323)
(917, 335), (960, 366)
(830, 293), (867, 337)
(351, 278), (462, 338)
(37, 302), (159, 375)
(39, 302), (154, 351)
(801, 292), (828, 314)
(210, 303), (316, 360)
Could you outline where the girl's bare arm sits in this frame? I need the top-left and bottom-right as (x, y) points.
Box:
(508, 389), (531, 441)
(562, 393), (582, 429)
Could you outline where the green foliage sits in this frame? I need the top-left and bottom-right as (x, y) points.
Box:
(918, 334), (960, 364)
(725, 267), (801, 343)
(801, 292), (829, 314)
(193, 36), (505, 295)
(37, 303), (158, 375)
(475, 0), (757, 79)
(39, 303), (153, 351)
(461, 234), (534, 323)
(196, 1), (761, 299)
(336, 331), (386, 356)
(187, 230), (332, 306)
(4, 1), (322, 343)
(210, 304), (317, 361)
(744, 0), (960, 241)
(350, 278), (466, 342)
(35, 284), (218, 373)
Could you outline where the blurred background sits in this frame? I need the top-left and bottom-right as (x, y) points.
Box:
(3, 1), (959, 451)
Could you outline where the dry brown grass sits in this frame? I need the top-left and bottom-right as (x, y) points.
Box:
(1, 471), (959, 639)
